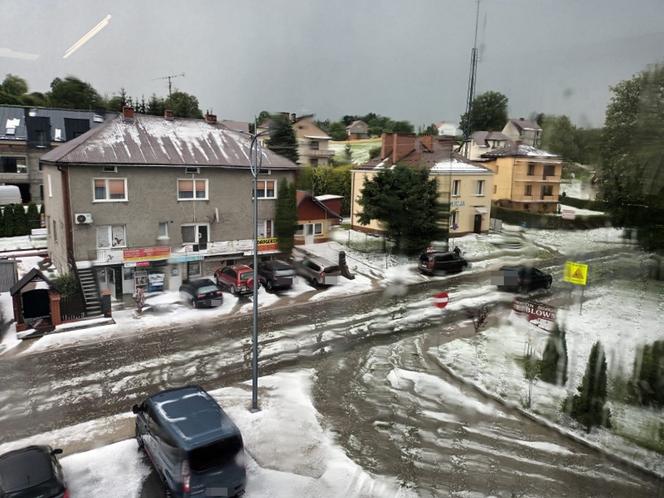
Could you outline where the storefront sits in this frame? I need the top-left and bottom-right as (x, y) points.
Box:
(121, 246), (172, 295)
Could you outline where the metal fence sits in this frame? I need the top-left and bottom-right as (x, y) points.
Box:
(60, 293), (86, 322)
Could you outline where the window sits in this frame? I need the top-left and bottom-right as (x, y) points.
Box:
(543, 164), (556, 178)
(310, 158), (319, 167)
(181, 223), (209, 244)
(310, 141), (319, 150)
(39, 184), (43, 200)
(314, 223), (323, 235)
(527, 163), (536, 176)
(177, 179), (208, 200)
(185, 167), (200, 174)
(103, 166), (117, 173)
(541, 185), (554, 197)
(452, 180), (461, 196)
(525, 184), (533, 196)
(295, 224), (304, 236)
(158, 222), (169, 239)
(256, 179), (276, 199)
(258, 219), (273, 238)
(476, 180), (485, 196)
(187, 261), (202, 277)
(52, 219), (57, 243)
(0, 156), (27, 173)
(94, 178), (127, 201)
(96, 225), (127, 248)
(48, 174), (52, 197)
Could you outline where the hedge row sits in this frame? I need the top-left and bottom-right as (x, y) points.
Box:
(559, 195), (609, 211)
(492, 205), (611, 230)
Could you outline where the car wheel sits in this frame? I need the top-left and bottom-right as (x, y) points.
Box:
(266, 280), (273, 291)
(230, 285), (237, 295)
(135, 424), (144, 450)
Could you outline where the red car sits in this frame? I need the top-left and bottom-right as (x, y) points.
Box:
(215, 264), (257, 296)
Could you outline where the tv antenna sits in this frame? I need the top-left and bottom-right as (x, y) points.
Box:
(463, 0), (481, 144)
(154, 72), (185, 98)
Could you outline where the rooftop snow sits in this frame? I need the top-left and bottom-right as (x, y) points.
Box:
(482, 143), (558, 159)
(430, 158), (492, 174)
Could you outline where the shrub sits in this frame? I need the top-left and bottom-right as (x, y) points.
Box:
(52, 273), (80, 298)
(628, 340), (664, 408)
(540, 323), (568, 385)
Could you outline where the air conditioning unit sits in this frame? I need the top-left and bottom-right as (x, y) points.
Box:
(75, 213), (93, 224)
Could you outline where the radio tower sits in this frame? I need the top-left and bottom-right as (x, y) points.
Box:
(462, 0), (481, 152)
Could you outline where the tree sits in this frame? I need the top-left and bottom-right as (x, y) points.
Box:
(21, 92), (48, 107)
(2, 205), (16, 237)
(257, 110), (272, 125)
(267, 114), (299, 163)
(565, 342), (612, 432)
(358, 164), (446, 255)
(26, 202), (40, 230)
(419, 123), (438, 136)
(540, 115), (580, 162)
(344, 143), (352, 161)
(459, 91), (509, 137)
(275, 181), (297, 255)
(48, 76), (105, 109)
(328, 122), (347, 141)
(0, 208), (5, 237)
(147, 94), (166, 116)
(1, 74), (28, 97)
(540, 323), (568, 385)
(13, 204), (29, 236)
(165, 91), (202, 118)
(629, 340), (664, 408)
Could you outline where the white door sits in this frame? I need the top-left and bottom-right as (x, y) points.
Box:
(304, 224), (315, 245)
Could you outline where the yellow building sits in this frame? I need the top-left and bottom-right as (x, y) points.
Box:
(350, 134), (494, 236)
(481, 143), (562, 213)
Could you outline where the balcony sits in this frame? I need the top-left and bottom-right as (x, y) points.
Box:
(514, 175), (560, 183)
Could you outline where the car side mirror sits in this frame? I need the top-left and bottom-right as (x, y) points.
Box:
(132, 404), (141, 414)
(51, 448), (63, 455)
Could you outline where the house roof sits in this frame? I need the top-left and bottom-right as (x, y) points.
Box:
(507, 118), (542, 132)
(430, 158), (494, 175)
(10, 268), (52, 296)
(315, 194), (343, 201)
(293, 116), (330, 140)
(481, 143), (559, 159)
(471, 131), (510, 147)
(0, 105), (107, 142)
(40, 113), (298, 169)
(297, 190), (342, 220)
(346, 120), (368, 132)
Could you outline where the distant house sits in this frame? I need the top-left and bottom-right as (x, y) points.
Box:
(350, 133), (494, 236)
(346, 120), (369, 140)
(435, 121), (461, 137)
(466, 131), (511, 161)
(482, 143), (562, 213)
(292, 115), (335, 167)
(295, 191), (342, 245)
(502, 118), (542, 147)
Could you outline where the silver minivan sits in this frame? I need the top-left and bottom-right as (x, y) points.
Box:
(296, 257), (341, 286)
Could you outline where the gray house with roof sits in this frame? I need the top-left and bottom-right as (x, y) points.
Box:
(41, 107), (298, 307)
(502, 118), (542, 147)
(0, 105), (108, 202)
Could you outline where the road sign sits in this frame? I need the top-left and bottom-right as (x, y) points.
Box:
(563, 261), (588, 286)
(433, 291), (449, 309)
(561, 209), (576, 220)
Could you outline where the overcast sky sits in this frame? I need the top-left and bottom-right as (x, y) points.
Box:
(2, 0), (663, 128)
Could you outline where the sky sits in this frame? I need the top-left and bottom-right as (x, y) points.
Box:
(1, 0), (663, 128)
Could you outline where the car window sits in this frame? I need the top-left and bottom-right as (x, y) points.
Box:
(188, 435), (243, 472)
(239, 272), (251, 281)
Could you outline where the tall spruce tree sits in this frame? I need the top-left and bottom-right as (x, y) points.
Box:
(3, 205), (16, 237)
(13, 204), (29, 235)
(629, 340), (664, 408)
(540, 324), (568, 385)
(26, 202), (40, 230)
(274, 181), (297, 256)
(267, 114), (299, 164)
(566, 342), (612, 432)
(0, 207), (5, 237)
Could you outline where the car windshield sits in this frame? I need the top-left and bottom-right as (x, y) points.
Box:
(188, 436), (243, 472)
(274, 269), (295, 277)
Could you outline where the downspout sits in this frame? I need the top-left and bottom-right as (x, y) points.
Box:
(58, 164), (76, 271)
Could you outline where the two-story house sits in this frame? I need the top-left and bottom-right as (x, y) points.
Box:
(465, 131), (511, 161)
(350, 133), (494, 236)
(502, 118), (542, 147)
(0, 105), (108, 203)
(293, 115), (335, 167)
(346, 120), (369, 140)
(481, 143), (562, 213)
(41, 108), (298, 306)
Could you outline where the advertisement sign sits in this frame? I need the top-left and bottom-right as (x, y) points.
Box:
(168, 253), (204, 264)
(563, 261), (588, 286)
(123, 246), (171, 263)
(257, 237), (279, 252)
(513, 298), (557, 332)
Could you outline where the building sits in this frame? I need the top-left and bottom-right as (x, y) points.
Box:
(502, 118), (542, 147)
(350, 133), (494, 237)
(295, 191), (342, 245)
(41, 108), (298, 305)
(346, 120), (369, 140)
(481, 143), (562, 213)
(0, 105), (108, 203)
(435, 121), (461, 137)
(465, 131), (511, 161)
(292, 115), (335, 167)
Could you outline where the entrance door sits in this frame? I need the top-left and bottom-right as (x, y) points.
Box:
(473, 214), (483, 234)
(304, 224), (315, 245)
(97, 267), (119, 300)
(197, 225), (208, 250)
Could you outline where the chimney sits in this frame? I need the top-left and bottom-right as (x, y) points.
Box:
(392, 133), (416, 164)
(205, 112), (217, 125)
(164, 109), (174, 121)
(122, 106), (134, 121)
(380, 133), (393, 161)
(420, 134), (433, 152)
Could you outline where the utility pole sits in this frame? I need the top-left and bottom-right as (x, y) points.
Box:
(154, 72), (185, 99)
(462, 0), (481, 156)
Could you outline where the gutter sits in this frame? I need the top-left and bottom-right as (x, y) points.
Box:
(58, 164), (75, 270)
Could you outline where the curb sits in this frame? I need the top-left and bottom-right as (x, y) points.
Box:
(433, 359), (664, 482)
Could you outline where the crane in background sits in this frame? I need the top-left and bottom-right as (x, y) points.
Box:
(154, 72), (185, 99)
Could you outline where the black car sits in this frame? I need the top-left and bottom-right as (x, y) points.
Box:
(257, 260), (295, 291)
(0, 445), (68, 498)
(493, 265), (553, 293)
(418, 251), (468, 275)
(179, 279), (223, 308)
(133, 386), (246, 498)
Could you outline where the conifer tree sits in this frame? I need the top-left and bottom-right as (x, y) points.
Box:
(540, 324), (568, 385)
(274, 181), (297, 256)
(26, 202), (40, 230)
(14, 204), (29, 235)
(2, 205), (16, 237)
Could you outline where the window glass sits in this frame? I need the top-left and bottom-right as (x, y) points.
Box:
(159, 222), (168, 238)
(94, 179), (106, 200)
(314, 223), (322, 235)
(181, 225), (196, 243)
(188, 436), (243, 472)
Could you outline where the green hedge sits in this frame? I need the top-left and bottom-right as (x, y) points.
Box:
(492, 205), (611, 230)
(559, 195), (608, 211)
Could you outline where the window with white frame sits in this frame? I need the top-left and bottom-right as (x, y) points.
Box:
(475, 180), (485, 196)
(258, 219), (273, 238)
(256, 179), (276, 199)
(452, 179), (461, 196)
(158, 222), (169, 239)
(314, 223), (323, 235)
(181, 223), (209, 244)
(96, 225), (126, 248)
(94, 178), (127, 201)
(177, 179), (208, 200)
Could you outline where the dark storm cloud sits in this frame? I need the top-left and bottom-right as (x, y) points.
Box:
(1, 0), (663, 127)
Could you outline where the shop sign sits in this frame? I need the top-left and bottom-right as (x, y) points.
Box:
(168, 253), (204, 264)
(124, 261), (151, 268)
(257, 237), (279, 252)
(451, 200), (465, 207)
(123, 246), (171, 263)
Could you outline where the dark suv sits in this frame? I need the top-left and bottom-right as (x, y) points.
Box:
(418, 251), (468, 275)
(257, 260), (295, 291)
(133, 386), (247, 498)
(493, 265), (553, 293)
(0, 446), (68, 498)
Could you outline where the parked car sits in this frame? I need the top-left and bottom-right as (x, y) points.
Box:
(295, 257), (340, 286)
(493, 265), (553, 293)
(215, 264), (257, 296)
(133, 386), (247, 498)
(0, 445), (68, 498)
(418, 251), (468, 275)
(179, 279), (223, 308)
(256, 260), (295, 291)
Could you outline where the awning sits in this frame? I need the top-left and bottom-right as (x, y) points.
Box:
(475, 207), (489, 215)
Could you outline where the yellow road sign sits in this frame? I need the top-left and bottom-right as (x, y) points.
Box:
(564, 261), (588, 286)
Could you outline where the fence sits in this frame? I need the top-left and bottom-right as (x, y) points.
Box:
(492, 205), (611, 230)
(60, 292), (86, 322)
